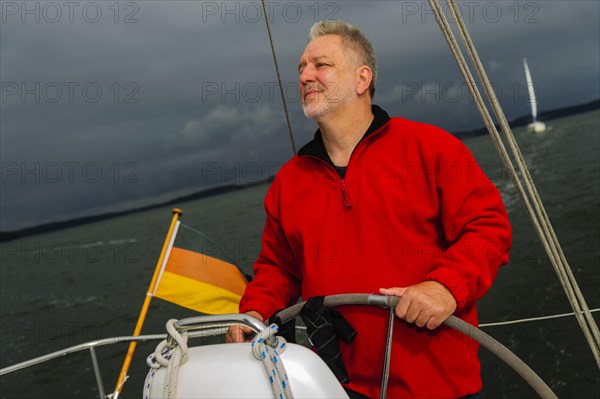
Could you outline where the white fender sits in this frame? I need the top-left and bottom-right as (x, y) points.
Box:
(144, 342), (349, 399)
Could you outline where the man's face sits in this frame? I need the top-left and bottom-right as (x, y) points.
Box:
(298, 34), (359, 120)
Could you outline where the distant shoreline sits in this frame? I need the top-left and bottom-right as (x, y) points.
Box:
(452, 98), (599, 140)
(1, 98), (598, 242)
(0, 179), (272, 242)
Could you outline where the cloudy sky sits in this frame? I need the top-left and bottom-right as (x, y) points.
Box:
(1, 0), (599, 231)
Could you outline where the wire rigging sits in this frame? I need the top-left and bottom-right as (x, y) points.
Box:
(261, 0), (297, 155)
(427, 0), (600, 367)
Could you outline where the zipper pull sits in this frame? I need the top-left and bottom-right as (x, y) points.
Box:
(340, 179), (352, 207)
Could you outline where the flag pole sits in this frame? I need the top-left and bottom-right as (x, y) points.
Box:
(111, 208), (183, 399)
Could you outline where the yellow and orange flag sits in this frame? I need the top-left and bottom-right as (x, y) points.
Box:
(113, 209), (248, 398)
(153, 220), (248, 314)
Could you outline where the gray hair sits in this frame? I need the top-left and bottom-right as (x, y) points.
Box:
(308, 20), (377, 98)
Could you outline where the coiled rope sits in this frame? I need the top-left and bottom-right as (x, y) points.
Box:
(146, 319), (189, 399)
(251, 324), (294, 399)
(145, 321), (292, 399)
(427, 0), (600, 367)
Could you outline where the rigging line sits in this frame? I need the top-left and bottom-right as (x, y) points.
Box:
(444, 0), (600, 352)
(293, 308), (600, 329)
(431, 0), (600, 363)
(480, 308), (600, 328)
(426, 0), (600, 367)
(430, 1), (597, 366)
(442, 0), (600, 360)
(261, 0), (297, 155)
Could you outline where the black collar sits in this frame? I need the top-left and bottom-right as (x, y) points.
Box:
(297, 105), (391, 165)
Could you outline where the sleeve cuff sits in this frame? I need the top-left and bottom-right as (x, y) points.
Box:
(425, 267), (470, 311)
(239, 301), (271, 321)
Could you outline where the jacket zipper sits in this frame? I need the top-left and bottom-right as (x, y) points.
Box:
(298, 118), (391, 209)
(302, 123), (390, 208)
(303, 154), (353, 208)
(340, 179), (352, 207)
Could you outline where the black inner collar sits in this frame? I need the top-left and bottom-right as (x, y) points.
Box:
(297, 104), (391, 167)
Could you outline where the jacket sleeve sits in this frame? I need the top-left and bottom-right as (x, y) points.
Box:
(238, 176), (302, 320)
(425, 134), (512, 311)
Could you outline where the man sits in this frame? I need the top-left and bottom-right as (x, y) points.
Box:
(228, 20), (512, 399)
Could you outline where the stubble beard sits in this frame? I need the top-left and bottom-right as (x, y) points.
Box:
(302, 80), (356, 120)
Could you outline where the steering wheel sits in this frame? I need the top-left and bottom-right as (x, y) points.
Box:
(173, 293), (557, 399)
(273, 294), (557, 399)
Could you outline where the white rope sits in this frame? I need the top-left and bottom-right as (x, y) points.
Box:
(426, 0), (600, 367)
(145, 319), (188, 399)
(480, 308), (600, 328)
(292, 307), (600, 330)
(251, 324), (293, 399)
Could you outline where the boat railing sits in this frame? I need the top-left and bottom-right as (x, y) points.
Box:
(0, 314), (267, 399)
(1, 297), (559, 399)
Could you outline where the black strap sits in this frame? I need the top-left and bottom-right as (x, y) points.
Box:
(268, 311), (297, 344)
(299, 296), (357, 383)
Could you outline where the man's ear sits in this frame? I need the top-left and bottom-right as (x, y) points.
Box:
(356, 65), (373, 96)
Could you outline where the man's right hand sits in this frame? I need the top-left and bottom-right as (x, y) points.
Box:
(225, 310), (264, 343)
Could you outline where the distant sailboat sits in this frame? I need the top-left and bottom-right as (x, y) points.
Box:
(523, 58), (546, 133)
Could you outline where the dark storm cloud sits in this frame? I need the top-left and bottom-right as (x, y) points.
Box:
(1, 1), (598, 230)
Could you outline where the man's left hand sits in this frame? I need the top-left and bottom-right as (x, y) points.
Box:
(379, 281), (457, 330)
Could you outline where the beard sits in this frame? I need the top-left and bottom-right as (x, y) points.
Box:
(302, 78), (356, 120)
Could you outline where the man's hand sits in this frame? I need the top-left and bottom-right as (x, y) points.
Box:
(225, 311), (264, 343)
(379, 281), (457, 330)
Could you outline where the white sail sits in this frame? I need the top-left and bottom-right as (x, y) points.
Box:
(523, 58), (538, 121)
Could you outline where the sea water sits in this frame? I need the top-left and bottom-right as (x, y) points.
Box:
(1, 110), (598, 398)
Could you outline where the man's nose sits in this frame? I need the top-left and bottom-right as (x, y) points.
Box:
(299, 66), (315, 84)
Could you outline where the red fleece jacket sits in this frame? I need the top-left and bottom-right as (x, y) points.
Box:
(240, 110), (512, 399)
